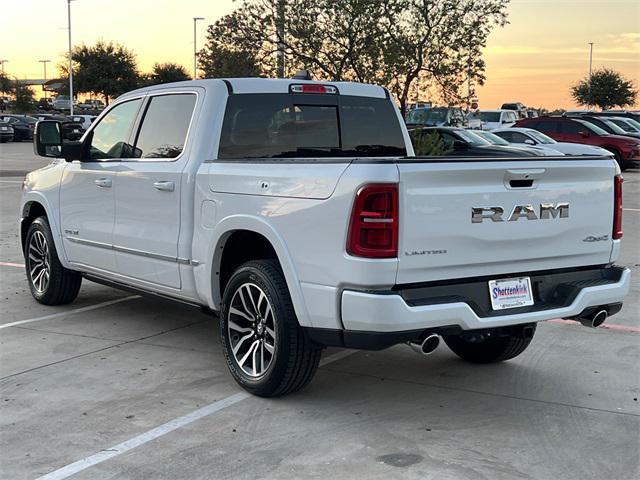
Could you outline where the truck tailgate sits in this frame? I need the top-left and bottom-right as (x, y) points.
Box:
(396, 158), (616, 284)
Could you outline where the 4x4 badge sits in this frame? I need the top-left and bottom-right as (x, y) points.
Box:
(583, 235), (609, 242)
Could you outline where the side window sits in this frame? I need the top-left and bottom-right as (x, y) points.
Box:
(495, 131), (514, 142)
(89, 99), (142, 160)
(534, 121), (558, 134)
(511, 132), (530, 143)
(133, 94), (197, 159)
(560, 121), (581, 134)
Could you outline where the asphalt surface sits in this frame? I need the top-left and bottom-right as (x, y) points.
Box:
(0, 142), (638, 480)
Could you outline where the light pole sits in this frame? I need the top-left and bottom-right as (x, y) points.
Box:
(67, 0), (75, 115)
(193, 17), (205, 80)
(0, 60), (7, 74)
(588, 42), (594, 107)
(39, 59), (51, 99)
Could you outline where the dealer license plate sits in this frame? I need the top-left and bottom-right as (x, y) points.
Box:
(488, 277), (534, 310)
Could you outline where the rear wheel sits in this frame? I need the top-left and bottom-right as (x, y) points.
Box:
(25, 217), (82, 305)
(443, 324), (536, 363)
(220, 260), (321, 397)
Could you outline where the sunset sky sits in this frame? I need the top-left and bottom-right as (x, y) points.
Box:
(2, 0), (638, 109)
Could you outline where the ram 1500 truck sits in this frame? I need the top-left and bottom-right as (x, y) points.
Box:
(22, 78), (630, 397)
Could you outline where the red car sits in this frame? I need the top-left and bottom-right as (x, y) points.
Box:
(514, 116), (640, 170)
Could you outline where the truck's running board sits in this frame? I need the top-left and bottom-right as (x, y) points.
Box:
(83, 273), (214, 314)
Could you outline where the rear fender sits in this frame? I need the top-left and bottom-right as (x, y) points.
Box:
(196, 215), (310, 327)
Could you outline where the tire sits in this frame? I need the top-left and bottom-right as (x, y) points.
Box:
(220, 260), (321, 397)
(443, 323), (536, 363)
(24, 216), (82, 305)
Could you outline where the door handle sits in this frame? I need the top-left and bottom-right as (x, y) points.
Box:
(153, 181), (175, 192)
(94, 178), (112, 188)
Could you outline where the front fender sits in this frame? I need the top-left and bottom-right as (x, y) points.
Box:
(20, 190), (70, 268)
(193, 214), (311, 327)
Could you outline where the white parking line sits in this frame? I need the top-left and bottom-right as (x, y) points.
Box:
(0, 180), (23, 183)
(0, 261), (25, 268)
(34, 349), (357, 480)
(623, 208), (640, 212)
(0, 296), (139, 329)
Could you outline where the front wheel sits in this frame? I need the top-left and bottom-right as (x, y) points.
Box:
(25, 217), (82, 305)
(220, 260), (321, 397)
(443, 324), (536, 363)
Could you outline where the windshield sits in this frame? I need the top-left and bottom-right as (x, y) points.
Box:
(219, 93), (407, 158)
(473, 131), (509, 145)
(575, 119), (609, 136)
(405, 107), (448, 125)
(597, 118), (629, 135)
(610, 118), (640, 132)
(528, 130), (556, 144)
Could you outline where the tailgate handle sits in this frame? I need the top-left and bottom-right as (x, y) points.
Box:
(505, 169), (546, 180)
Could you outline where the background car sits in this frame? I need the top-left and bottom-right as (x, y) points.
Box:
(0, 115), (36, 141)
(603, 116), (640, 134)
(592, 110), (640, 122)
(35, 98), (53, 111)
(409, 126), (540, 157)
(471, 129), (563, 156)
(500, 102), (528, 118)
(492, 127), (614, 156)
(69, 114), (97, 130)
(0, 121), (14, 142)
(30, 114), (86, 141)
(470, 109), (518, 130)
(405, 106), (468, 128)
(77, 99), (105, 111)
(514, 116), (640, 169)
(573, 115), (640, 140)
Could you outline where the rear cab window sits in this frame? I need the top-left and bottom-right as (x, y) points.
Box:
(218, 93), (406, 159)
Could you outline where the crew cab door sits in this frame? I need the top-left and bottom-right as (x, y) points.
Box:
(60, 98), (143, 272)
(112, 93), (197, 289)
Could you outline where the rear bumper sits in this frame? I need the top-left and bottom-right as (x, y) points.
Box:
(340, 265), (630, 333)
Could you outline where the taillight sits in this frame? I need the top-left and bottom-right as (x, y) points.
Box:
(289, 84), (338, 94)
(347, 184), (398, 258)
(613, 175), (623, 240)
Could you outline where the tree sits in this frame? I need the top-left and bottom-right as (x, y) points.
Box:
(0, 73), (12, 94)
(12, 81), (35, 113)
(62, 41), (140, 104)
(221, 0), (509, 115)
(571, 68), (637, 111)
(198, 12), (263, 78)
(145, 62), (191, 85)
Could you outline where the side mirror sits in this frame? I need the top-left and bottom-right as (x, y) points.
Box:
(34, 120), (63, 158)
(578, 130), (590, 138)
(524, 139), (535, 145)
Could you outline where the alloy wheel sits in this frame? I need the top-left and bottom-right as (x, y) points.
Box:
(227, 282), (277, 377)
(28, 230), (50, 293)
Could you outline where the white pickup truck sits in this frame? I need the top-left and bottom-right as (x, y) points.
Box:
(22, 78), (630, 397)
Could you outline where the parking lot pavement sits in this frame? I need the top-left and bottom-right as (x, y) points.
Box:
(1, 142), (638, 480)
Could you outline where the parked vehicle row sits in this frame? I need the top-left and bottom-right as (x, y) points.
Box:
(514, 116), (640, 170)
(0, 113), (96, 142)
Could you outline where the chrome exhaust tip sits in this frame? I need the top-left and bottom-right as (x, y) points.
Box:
(578, 309), (608, 328)
(407, 334), (441, 355)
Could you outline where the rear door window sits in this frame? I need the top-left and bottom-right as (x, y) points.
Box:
(132, 93), (196, 159)
(534, 121), (559, 134)
(218, 93), (406, 159)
